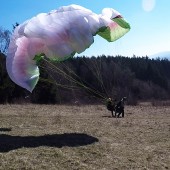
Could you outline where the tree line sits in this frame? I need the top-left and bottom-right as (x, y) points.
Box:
(1, 52), (170, 104)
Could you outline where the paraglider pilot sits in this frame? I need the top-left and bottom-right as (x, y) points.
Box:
(106, 98), (116, 117)
(106, 97), (127, 118)
(115, 97), (127, 118)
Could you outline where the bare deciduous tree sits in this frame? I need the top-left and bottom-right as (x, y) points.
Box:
(0, 27), (11, 54)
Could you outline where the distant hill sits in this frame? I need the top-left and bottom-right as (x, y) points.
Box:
(149, 51), (170, 60)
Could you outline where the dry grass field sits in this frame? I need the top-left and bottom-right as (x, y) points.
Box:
(0, 103), (170, 170)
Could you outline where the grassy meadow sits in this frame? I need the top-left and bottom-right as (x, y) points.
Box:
(0, 103), (170, 170)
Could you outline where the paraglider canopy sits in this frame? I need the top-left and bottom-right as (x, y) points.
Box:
(6, 4), (130, 92)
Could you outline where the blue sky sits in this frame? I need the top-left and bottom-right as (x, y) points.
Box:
(1, 0), (170, 57)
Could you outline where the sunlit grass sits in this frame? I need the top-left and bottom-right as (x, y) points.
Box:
(0, 104), (169, 169)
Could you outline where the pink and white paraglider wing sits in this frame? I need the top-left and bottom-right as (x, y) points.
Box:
(6, 4), (130, 92)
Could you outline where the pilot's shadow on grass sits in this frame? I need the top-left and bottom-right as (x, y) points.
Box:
(0, 128), (12, 132)
(0, 133), (99, 152)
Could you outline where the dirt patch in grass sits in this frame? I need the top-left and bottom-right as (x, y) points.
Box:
(0, 104), (169, 169)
